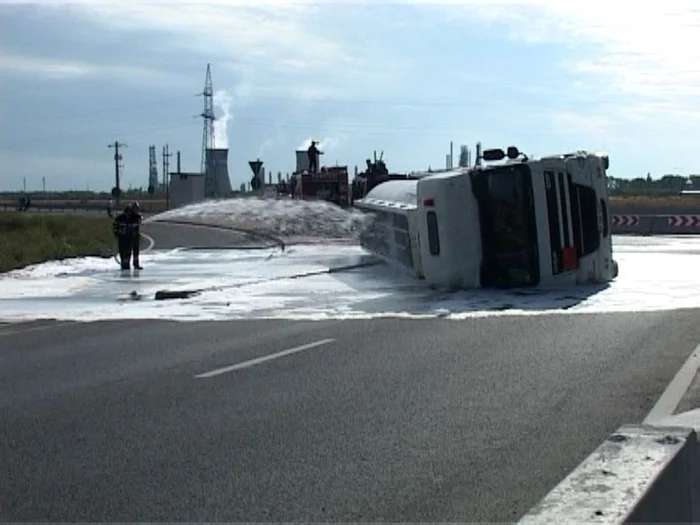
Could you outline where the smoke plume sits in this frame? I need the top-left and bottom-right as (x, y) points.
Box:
(297, 136), (338, 151)
(214, 90), (233, 149)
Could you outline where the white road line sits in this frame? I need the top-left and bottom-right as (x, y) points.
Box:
(644, 342), (700, 424)
(140, 232), (155, 252)
(195, 338), (336, 379)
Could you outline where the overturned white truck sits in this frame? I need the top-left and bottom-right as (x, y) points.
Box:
(354, 146), (618, 289)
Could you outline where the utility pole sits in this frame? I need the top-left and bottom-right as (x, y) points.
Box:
(42, 177), (46, 193)
(148, 145), (159, 193)
(23, 177), (26, 193)
(162, 144), (172, 210)
(108, 141), (127, 208)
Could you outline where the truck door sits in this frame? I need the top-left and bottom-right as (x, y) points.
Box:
(543, 169), (578, 274)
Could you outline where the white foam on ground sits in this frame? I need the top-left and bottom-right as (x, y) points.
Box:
(147, 197), (372, 242)
(1, 236), (700, 322)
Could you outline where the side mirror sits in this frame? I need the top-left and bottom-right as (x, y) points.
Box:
(482, 148), (505, 161)
(506, 146), (520, 159)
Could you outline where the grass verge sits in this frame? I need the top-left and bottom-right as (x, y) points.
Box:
(610, 195), (700, 210)
(1, 212), (115, 273)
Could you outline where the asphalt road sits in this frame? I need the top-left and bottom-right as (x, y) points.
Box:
(142, 221), (272, 251)
(3, 223), (700, 521)
(2, 310), (700, 522)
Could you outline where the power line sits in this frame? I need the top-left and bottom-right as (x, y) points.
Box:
(0, 110), (625, 149)
(14, 98), (695, 151)
(8, 93), (200, 124)
(238, 93), (503, 108)
(6, 88), (546, 130)
(12, 92), (691, 150)
(1, 117), (200, 148)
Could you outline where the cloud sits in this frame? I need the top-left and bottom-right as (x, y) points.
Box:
(49, 3), (363, 89)
(446, 0), (700, 130)
(26, 1), (409, 102)
(548, 111), (616, 137)
(0, 52), (181, 85)
(257, 127), (289, 159)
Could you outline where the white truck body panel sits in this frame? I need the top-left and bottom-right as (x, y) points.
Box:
(355, 151), (617, 290)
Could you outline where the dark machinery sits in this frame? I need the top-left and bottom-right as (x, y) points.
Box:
(350, 150), (420, 204)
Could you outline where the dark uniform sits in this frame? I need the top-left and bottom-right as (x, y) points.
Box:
(307, 141), (319, 174)
(112, 202), (143, 270)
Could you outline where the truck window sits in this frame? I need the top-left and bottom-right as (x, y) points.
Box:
(426, 211), (440, 255)
(568, 178), (601, 257)
(471, 164), (540, 288)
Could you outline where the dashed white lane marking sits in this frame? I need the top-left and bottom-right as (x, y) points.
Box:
(195, 338), (336, 379)
(644, 342), (700, 424)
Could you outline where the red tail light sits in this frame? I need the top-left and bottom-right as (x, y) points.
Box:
(423, 198), (435, 207)
(562, 247), (578, 271)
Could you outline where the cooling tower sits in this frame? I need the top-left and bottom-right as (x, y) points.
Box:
(205, 148), (233, 197)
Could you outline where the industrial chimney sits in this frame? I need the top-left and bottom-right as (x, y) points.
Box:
(459, 145), (469, 168)
(205, 148), (233, 197)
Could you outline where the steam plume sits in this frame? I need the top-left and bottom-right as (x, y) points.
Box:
(213, 90), (233, 149)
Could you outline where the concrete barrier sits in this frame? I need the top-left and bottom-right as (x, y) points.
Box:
(518, 424), (700, 524)
(612, 215), (700, 235)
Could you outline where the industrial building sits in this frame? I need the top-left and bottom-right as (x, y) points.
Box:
(167, 147), (231, 209)
(146, 66), (477, 210)
(169, 171), (206, 209)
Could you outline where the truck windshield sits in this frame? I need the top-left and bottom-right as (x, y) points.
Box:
(471, 163), (540, 288)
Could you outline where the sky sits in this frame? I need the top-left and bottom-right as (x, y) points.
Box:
(2, 0), (700, 192)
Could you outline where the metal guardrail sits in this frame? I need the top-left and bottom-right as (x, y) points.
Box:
(0, 203), (165, 214)
(611, 214), (700, 235)
(518, 424), (700, 524)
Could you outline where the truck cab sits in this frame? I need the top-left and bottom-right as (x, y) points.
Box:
(355, 146), (618, 290)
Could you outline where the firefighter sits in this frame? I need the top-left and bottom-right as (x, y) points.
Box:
(129, 201), (143, 269)
(307, 140), (321, 174)
(112, 202), (143, 270)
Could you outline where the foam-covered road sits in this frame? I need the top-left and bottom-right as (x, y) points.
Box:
(2, 311), (699, 522)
